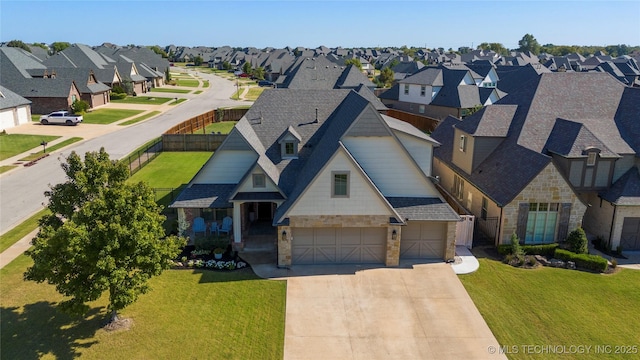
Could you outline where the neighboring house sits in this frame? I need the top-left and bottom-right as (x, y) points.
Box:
(171, 89), (459, 266)
(431, 72), (640, 251)
(43, 44), (123, 88)
(0, 85), (32, 130)
(383, 65), (503, 120)
(276, 55), (375, 90)
(35, 68), (111, 108)
(0, 47), (82, 114)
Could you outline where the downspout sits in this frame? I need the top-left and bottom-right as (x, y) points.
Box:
(608, 201), (617, 251)
(496, 205), (504, 246)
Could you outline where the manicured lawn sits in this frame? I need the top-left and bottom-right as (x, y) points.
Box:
(204, 121), (238, 134)
(0, 209), (49, 253)
(231, 88), (243, 100)
(245, 87), (265, 101)
(194, 90), (203, 94)
(127, 152), (211, 189)
(110, 97), (173, 105)
(170, 98), (187, 105)
(203, 80), (210, 88)
(119, 111), (161, 126)
(149, 87), (191, 94)
(0, 134), (59, 160)
(83, 109), (144, 124)
(0, 254), (286, 359)
(176, 79), (199, 87)
(19, 137), (83, 161)
(0, 165), (17, 174)
(459, 257), (640, 359)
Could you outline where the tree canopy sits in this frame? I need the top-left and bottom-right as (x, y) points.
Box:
(517, 33), (541, 54)
(477, 42), (508, 56)
(193, 55), (204, 66)
(242, 61), (252, 74)
(378, 67), (394, 88)
(6, 39), (31, 52)
(147, 45), (168, 58)
(344, 58), (362, 70)
(24, 149), (184, 323)
(51, 41), (71, 53)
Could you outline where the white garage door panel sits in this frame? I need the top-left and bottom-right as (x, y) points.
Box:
(292, 227), (386, 264)
(400, 221), (445, 259)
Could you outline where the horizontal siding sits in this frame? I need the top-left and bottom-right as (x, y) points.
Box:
(193, 150), (257, 184)
(343, 137), (437, 197)
(394, 132), (433, 177)
(235, 169), (280, 192)
(288, 150), (391, 216)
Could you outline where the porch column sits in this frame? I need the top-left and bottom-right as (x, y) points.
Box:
(233, 202), (242, 243)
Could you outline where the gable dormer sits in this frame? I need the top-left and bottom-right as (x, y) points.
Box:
(277, 126), (302, 159)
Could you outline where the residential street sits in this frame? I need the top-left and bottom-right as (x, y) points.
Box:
(0, 70), (251, 235)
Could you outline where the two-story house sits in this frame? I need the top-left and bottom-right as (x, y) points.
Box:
(431, 72), (640, 251)
(171, 89), (460, 267)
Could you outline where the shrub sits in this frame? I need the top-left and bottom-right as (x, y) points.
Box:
(110, 92), (127, 100)
(112, 85), (126, 94)
(523, 243), (559, 257)
(511, 232), (524, 260)
(554, 249), (608, 272)
(71, 99), (90, 114)
(567, 227), (588, 254)
(611, 258), (618, 268)
(497, 244), (512, 255)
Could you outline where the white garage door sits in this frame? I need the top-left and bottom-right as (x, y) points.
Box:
(292, 227), (387, 264)
(621, 217), (640, 251)
(400, 221), (445, 259)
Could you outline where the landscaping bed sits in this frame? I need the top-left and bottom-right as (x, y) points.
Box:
(172, 245), (249, 271)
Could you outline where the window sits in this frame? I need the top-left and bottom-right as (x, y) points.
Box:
(586, 152), (597, 166)
(252, 173), (265, 188)
(452, 175), (464, 201)
(404, 84), (409, 95)
(419, 105), (425, 114)
(525, 203), (559, 244)
(71, 94), (77, 102)
(420, 85), (426, 96)
(459, 135), (467, 152)
(481, 197), (488, 220)
(332, 171), (349, 198)
(281, 141), (298, 158)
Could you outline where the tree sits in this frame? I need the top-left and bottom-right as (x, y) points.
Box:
(32, 43), (48, 51)
(6, 39), (31, 52)
(165, 67), (171, 82)
(517, 33), (541, 54)
(567, 227), (588, 254)
(222, 61), (232, 70)
(477, 42), (508, 56)
(71, 99), (90, 114)
(242, 61), (252, 74)
(252, 66), (265, 80)
(378, 67), (394, 87)
(24, 149), (184, 324)
(147, 45), (168, 58)
(344, 58), (362, 70)
(51, 41), (71, 53)
(194, 55), (204, 66)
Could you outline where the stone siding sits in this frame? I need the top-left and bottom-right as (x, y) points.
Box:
(445, 222), (457, 260)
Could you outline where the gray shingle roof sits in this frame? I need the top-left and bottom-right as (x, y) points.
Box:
(456, 105), (517, 137)
(600, 167), (640, 206)
(0, 85), (31, 109)
(398, 67), (443, 86)
(544, 119), (619, 158)
(170, 184), (235, 208)
(386, 197), (460, 221)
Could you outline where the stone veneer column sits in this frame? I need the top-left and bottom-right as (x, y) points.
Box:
(277, 226), (292, 267)
(385, 225), (401, 266)
(444, 221), (457, 261)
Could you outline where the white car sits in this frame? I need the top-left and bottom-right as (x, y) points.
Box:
(40, 111), (83, 125)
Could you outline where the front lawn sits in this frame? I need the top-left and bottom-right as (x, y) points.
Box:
(175, 79), (199, 87)
(127, 152), (211, 189)
(245, 87), (265, 101)
(459, 257), (640, 359)
(110, 97), (173, 105)
(83, 109), (144, 124)
(0, 133), (59, 160)
(0, 255), (286, 359)
(150, 88), (191, 94)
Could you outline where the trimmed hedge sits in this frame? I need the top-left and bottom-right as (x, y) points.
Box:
(554, 249), (608, 272)
(110, 93), (127, 100)
(498, 243), (559, 257)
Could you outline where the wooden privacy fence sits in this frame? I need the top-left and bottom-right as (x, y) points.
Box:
(162, 133), (227, 151)
(165, 108), (249, 135)
(386, 109), (440, 133)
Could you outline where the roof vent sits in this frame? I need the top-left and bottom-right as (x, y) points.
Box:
(314, 108), (319, 123)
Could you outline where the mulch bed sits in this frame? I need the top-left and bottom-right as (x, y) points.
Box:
(171, 245), (250, 271)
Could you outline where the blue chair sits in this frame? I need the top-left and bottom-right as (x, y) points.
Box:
(192, 217), (206, 236)
(218, 216), (233, 236)
(210, 221), (219, 236)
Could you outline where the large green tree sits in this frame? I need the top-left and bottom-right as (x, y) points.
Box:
(25, 149), (184, 323)
(378, 67), (394, 87)
(147, 45), (168, 58)
(242, 61), (252, 75)
(344, 58), (363, 70)
(477, 42), (508, 56)
(6, 39), (31, 52)
(51, 41), (71, 53)
(517, 33), (541, 54)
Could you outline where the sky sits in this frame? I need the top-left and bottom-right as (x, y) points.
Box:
(1, 0), (639, 50)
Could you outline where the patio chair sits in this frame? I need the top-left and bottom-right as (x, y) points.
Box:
(192, 217), (206, 236)
(218, 216), (233, 236)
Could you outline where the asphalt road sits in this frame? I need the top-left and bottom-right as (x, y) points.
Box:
(0, 70), (252, 234)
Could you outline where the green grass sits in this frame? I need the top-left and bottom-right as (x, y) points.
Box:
(149, 88), (191, 94)
(203, 80), (210, 88)
(459, 257), (640, 360)
(0, 134), (60, 160)
(31, 114), (41, 122)
(19, 137), (83, 161)
(110, 97), (173, 105)
(204, 121), (238, 134)
(176, 79), (199, 87)
(119, 111), (161, 126)
(83, 109), (145, 124)
(0, 165), (17, 174)
(231, 88), (243, 100)
(127, 152), (211, 189)
(170, 99), (187, 105)
(0, 254), (286, 359)
(0, 208), (49, 253)
(194, 90), (203, 94)
(245, 87), (265, 101)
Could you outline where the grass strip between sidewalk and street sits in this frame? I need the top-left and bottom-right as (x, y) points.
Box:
(119, 111), (162, 126)
(0, 208), (49, 253)
(82, 109), (145, 124)
(18, 137), (83, 161)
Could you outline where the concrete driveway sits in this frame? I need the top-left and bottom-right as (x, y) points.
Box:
(283, 263), (506, 360)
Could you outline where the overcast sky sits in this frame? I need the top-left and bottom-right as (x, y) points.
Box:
(1, 0), (639, 49)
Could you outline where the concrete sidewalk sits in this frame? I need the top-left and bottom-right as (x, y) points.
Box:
(0, 228), (38, 269)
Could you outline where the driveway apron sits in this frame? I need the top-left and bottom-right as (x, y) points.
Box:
(283, 263), (506, 360)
